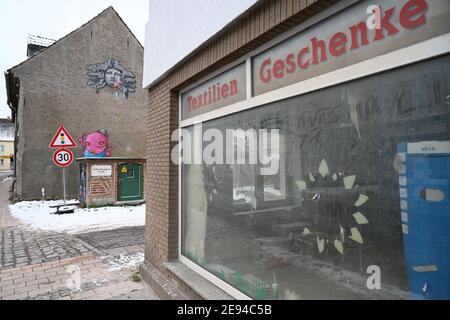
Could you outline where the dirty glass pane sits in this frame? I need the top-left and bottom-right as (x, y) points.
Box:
(181, 55), (450, 300)
(263, 134), (286, 202)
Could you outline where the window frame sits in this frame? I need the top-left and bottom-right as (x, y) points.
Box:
(177, 2), (450, 300)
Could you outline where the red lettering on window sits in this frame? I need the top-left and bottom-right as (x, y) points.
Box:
(273, 59), (285, 79)
(221, 83), (229, 99)
(260, 58), (272, 83)
(311, 37), (328, 65)
(349, 22), (369, 50)
(374, 7), (400, 41)
(400, 0), (428, 29)
(229, 80), (238, 96)
(286, 53), (296, 74)
(329, 32), (347, 57)
(298, 47), (310, 69)
(187, 96), (193, 112)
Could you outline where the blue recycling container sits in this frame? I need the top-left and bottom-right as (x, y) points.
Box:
(397, 141), (450, 300)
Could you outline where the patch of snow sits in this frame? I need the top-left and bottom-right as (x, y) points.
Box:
(9, 200), (145, 234)
(107, 253), (145, 272)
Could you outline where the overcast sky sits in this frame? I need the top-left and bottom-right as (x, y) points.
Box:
(0, 0), (149, 118)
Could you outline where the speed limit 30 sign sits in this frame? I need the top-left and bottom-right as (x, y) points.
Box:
(53, 149), (74, 168)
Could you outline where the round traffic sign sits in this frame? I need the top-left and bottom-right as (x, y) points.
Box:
(53, 149), (74, 168)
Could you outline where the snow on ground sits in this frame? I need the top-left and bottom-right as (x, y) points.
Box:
(9, 200), (145, 234)
(107, 253), (145, 272)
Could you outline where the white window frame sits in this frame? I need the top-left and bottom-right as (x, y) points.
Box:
(177, 0), (450, 300)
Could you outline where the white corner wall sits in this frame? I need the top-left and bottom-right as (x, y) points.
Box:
(143, 0), (259, 88)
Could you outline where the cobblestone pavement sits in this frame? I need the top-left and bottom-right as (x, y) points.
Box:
(0, 254), (158, 300)
(0, 179), (19, 228)
(75, 226), (145, 251)
(0, 227), (100, 270)
(0, 180), (158, 300)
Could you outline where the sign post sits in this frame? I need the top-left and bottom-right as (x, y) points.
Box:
(49, 125), (77, 205)
(52, 148), (74, 204)
(63, 166), (66, 205)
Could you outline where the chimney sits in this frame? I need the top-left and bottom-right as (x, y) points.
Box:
(27, 35), (56, 58)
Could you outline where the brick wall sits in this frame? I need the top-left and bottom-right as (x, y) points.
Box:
(86, 160), (118, 207)
(145, 0), (339, 276)
(81, 158), (146, 207)
(145, 83), (179, 267)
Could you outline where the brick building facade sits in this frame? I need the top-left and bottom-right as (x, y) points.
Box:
(5, 7), (147, 200)
(141, 0), (450, 300)
(77, 158), (146, 208)
(141, 0), (343, 299)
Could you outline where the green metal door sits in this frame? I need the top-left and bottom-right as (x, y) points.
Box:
(119, 163), (143, 201)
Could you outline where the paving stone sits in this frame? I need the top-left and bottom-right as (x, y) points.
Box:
(0, 289), (14, 298)
(75, 226), (144, 250)
(0, 227), (98, 270)
(0, 180), (157, 301)
(2, 292), (29, 300)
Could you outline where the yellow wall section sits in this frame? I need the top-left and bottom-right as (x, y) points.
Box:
(0, 140), (14, 171)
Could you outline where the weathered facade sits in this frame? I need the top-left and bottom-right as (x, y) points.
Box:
(142, 0), (345, 300)
(5, 7), (147, 200)
(141, 0), (450, 300)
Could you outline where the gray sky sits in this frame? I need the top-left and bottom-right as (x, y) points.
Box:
(0, 0), (148, 118)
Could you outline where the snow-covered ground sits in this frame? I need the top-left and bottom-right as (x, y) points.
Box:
(9, 200), (145, 234)
(107, 253), (145, 272)
(0, 175), (13, 183)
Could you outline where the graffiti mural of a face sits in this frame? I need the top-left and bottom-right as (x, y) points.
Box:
(79, 130), (111, 158)
(86, 59), (136, 99)
(104, 68), (122, 87)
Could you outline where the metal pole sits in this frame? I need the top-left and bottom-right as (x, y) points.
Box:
(63, 167), (67, 205)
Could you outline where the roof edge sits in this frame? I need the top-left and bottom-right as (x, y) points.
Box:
(109, 7), (144, 50)
(145, 0), (267, 90)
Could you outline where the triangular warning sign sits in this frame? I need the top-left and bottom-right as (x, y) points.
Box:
(49, 125), (77, 149)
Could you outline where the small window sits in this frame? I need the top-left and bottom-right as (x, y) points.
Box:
(127, 169), (135, 178)
(0, 159), (4, 166)
(0, 146), (4, 152)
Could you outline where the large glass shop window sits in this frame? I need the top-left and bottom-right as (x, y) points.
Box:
(181, 55), (450, 300)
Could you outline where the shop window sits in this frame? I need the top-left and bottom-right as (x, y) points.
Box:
(181, 55), (450, 300)
(263, 134), (286, 202)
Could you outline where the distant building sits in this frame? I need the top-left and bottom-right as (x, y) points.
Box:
(5, 7), (147, 201)
(0, 118), (15, 172)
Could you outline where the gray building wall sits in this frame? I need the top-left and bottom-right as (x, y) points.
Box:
(11, 8), (147, 200)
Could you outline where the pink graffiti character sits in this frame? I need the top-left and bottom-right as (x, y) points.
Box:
(79, 129), (111, 158)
